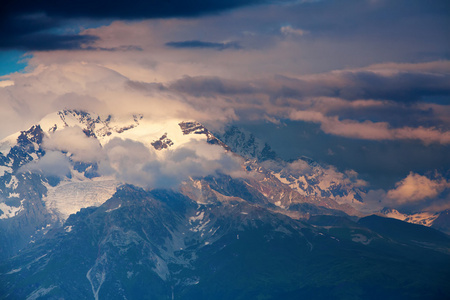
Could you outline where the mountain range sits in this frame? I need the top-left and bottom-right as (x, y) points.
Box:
(0, 110), (449, 299)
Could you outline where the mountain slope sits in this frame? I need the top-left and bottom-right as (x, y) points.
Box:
(218, 125), (450, 233)
(218, 126), (367, 208)
(1, 111), (450, 299)
(1, 185), (449, 300)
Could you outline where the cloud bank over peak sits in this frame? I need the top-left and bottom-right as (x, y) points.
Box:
(1, 56), (449, 146)
(19, 123), (246, 190)
(102, 139), (244, 189)
(43, 126), (104, 163)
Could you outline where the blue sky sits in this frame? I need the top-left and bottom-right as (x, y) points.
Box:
(0, 51), (29, 76)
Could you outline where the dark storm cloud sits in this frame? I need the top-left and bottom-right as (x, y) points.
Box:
(0, 0), (271, 51)
(2, 0), (448, 54)
(165, 40), (241, 50)
(330, 71), (450, 103)
(274, 70), (450, 103)
(168, 66), (450, 104)
(0, 32), (99, 51)
(0, 14), (99, 50)
(1, 0), (271, 20)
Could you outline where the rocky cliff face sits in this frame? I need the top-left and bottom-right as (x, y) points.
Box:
(0, 125), (54, 259)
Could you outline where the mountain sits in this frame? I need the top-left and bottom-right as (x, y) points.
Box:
(380, 207), (438, 225)
(218, 126), (450, 232)
(0, 125), (55, 259)
(1, 110), (449, 299)
(1, 185), (450, 300)
(217, 126), (276, 162)
(377, 208), (450, 234)
(431, 209), (450, 235)
(0, 110), (362, 261)
(218, 126), (367, 208)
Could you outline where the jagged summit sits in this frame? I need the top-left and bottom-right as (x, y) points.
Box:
(34, 110), (228, 153)
(0, 110), (235, 224)
(179, 121), (231, 150)
(379, 207), (439, 227)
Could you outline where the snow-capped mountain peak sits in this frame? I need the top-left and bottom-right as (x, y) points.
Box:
(36, 110), (230, 156)
(380, 208), (439, 227)
(0, 110), (235, 223)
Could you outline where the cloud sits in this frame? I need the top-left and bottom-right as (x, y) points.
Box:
(169, 76), (256, 97)
(0, 80), (14, 88)
(360, 189), (387, 212)
(18, 129), (245, 189)
(0, 0), (447, 215)
(0, 12), (100, 51)
(1, 53), (448, 146)
(289, 110), (450, 145)
(0, 32), (99, 51)
(359, 172), (450, 213)
(166, 40), (241, 50)
(19, 151), (71, 178)
(0, 2), (449, 149)
(280, 25), (308, 36)
(286, 159), (313, 174)
(0, 0), (273, 51)
(0, 62), (237, 139)
(43, 126), (103, 163)
(2, 0), (273, 20)
(52, 93), (106, 113)
(100, 138), (244, 189)
(1, 58), (448, 146)
(386, 172), (449, 204)
(99, 138), (154, 186)
(260, 62), (450, 103)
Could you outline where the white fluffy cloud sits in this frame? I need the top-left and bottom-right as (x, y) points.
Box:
(99, 138), (244, 189)
(20, 129), (245, 189)
(387, 172), (449, 204)
(44, 126), (104, 163)
(19, 151), (71, 178)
